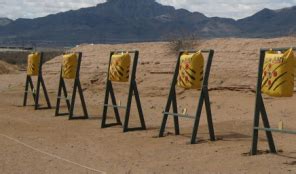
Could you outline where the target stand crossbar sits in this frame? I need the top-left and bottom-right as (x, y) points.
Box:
(251, 47), (296, 155)
(55, 52), (88, 120)
(104, 104), (128, 109)
(159, 49), (216, 144)
(162, 112), (196, 119)
(23, 52), (52, 110)
(101, 50), (146, 132)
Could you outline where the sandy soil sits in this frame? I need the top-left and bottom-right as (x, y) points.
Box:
(0, 60), (18, 74)
(1, 37), (296, 174)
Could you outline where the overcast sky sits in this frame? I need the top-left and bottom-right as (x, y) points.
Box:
(1, 0), (296, 20)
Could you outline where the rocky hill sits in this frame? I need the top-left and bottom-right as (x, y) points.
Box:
(237, 6), (296, 37)
(0, 0), (295, 46)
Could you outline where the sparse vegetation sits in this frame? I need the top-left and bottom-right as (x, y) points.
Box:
(168, 33), (201, 54)
(0, 49), (64, 70)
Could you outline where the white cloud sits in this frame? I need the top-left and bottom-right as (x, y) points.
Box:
(158, 0), (296, 19)
(0, 0), (105, 19)
(0, 0), (296, 20)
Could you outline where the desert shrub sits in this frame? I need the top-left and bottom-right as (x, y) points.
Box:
(168, 33), (200, 54)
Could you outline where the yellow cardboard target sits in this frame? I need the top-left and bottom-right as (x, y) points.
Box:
(177, 51), (204, 89)
(62, 53), (78, 79)
(109, 53), (131, 82)
(27, 52), (41, 76)
(262, 48), (294, 97)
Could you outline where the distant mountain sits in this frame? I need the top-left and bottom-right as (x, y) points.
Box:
(237, 6), (296, 37)
(0, 18), (12, 26)
(0, 0), (240, 46)
(0, 0), (295, 46)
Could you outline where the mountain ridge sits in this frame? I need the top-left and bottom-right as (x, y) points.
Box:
(0, 0), (295, 46)
(0, 18), (12, 26)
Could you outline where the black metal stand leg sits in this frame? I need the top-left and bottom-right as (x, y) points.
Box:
(69, 80), (78, 120)
(191, 90), (205, 144)
(251, 97), (261, 155)
(159, 85), (179, 137)
(61, 79), (71, 111)
(55, 77), (64, 116)
(23, 76), (30, 106)
(159, 113), (170, 137)
(28, 76), (36, 102)
(101, 81), (122, 128)
(159, 52), (181, 137)
(109, 82), (121, 124)
(172, 89), (180, 135)
(251, 50), (265, 155)
(40, 77), (52, 109)
(101, 83), (110, 128)
(260, 96), (276, 153)
(123, 82), (134, 132)
(159, 97), (172, 137)
(77, 80), (88, 119)
(34, 76), (41, 110)
(204, 88), (215, 141)
(133, 82), (146, 130)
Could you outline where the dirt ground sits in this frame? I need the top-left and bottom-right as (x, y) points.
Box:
(1, 37), (296, 174)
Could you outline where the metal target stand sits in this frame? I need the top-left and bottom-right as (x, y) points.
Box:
(159, 50), (216, 144)
(251, 47), (296, 155)
(55, 52), (88, 120)
(23, 52), (52, 110)
(101, 50), (146, 132)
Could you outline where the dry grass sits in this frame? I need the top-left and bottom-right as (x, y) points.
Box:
(167, 33), (201, 54)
